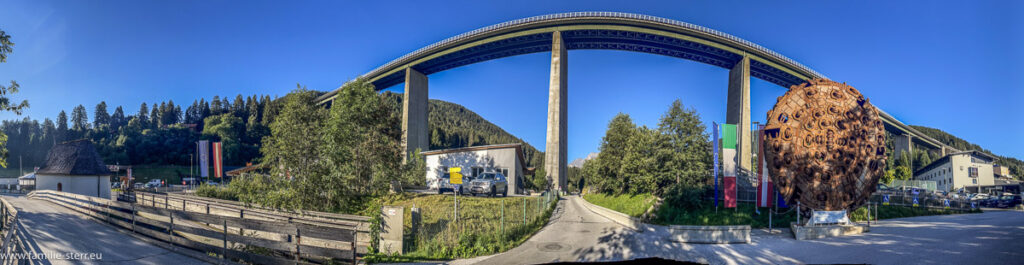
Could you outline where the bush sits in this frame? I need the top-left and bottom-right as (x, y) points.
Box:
(195, 184), (237, 201)
(662, 184), (704, 211)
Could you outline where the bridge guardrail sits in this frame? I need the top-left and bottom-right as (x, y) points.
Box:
(31, 190), (359, 265)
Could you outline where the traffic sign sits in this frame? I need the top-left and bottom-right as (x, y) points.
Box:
(882, 194), (890, 205)
(448, 168), (464, 185)
(943, 199), (950, 209)
(912, 196), (919, 207)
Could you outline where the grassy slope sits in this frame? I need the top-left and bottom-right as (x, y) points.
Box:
(582, 193), (656, 217)
(367, 193), (557, 261)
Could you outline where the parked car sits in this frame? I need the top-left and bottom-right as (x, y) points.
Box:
(996, 195), (1022, 208)
(146, 179), (163, 187)
(432, 173), (463, 194)
(981, 197), (1001, 207)
(469, 172), (508, 197)
(970, 193), (990, 201)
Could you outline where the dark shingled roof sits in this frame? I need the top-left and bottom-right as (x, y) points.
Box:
(37, 140), (111, 176)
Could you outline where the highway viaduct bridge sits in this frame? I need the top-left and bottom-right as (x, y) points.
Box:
(316, 12), (956, 191)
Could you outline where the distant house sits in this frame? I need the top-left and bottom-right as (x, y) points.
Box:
(35, 140), (112, 198)
(17, 172), (35, 190)
(422, 143), (531, 195)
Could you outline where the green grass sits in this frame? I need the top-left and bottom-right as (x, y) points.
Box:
(582, 193), (656, 217)
(653, 201), (981, 228)
(653, 201), (797, 228)
(363, 192), (558, 262)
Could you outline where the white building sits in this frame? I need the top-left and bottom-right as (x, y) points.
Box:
(422, 144), (530, 195)
(913, 150), (996, 193)
(35, 140), (111, 199)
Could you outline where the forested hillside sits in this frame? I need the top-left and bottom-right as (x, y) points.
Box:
(1, 89), (545, 183)
(910, 125), (1023, 178)
(381, 92), (544, 168)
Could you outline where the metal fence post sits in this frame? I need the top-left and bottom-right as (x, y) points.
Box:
(522, 197), (526, 225)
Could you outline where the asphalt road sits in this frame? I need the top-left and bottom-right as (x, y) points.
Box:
(447, 196), (1024, 265)
(3, 195), (207, 265)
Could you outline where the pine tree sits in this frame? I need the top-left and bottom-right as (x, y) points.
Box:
(111, 106), (126, 130)
(56, 110), (68, 142)
(71, 104), (89, 132)
(93, 101), (110, 129)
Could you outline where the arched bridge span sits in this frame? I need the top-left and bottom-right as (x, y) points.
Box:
(317, 12), (955, 192)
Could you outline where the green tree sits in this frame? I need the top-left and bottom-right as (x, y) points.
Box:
(655, 100), (711, 192)
(321, 78), (403, 201)
(71, 105), (89, 132)
(260, 85), (328, 210)
(202, 114), (245, 165)
(0, 29), (29, 168)
(111, 106), (126, 130)
(594, 113), (636, 194)
(620, 126), (658, 194)
(94, 101), (110, 129)
(56, 110), (68, 142)
(894, 165), (913, 181)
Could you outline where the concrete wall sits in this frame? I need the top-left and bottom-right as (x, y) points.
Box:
(36, 174), (110, 199)
(425, 148), (524, 194)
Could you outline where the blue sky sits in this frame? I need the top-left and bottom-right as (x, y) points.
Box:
(1, 0), (1022, 161)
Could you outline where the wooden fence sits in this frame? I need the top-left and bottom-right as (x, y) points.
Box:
(31, 190), (359, 265)
(0, 197), (26, 265)
(132, 191), (372, 253)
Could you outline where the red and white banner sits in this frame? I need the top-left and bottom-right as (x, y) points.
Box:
(213, 142), (223, 178)
(756, 126), (774, 208)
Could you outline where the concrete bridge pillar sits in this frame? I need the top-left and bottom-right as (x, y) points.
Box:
(727, 56), (752, 181)
(893, 134), (913, 159)
(544, 31), (568, 192)
(402, 68), (429, 162)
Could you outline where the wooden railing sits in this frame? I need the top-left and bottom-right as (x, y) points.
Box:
(31, 190), (359, 265)
(0, 197), (26, 265)
(133, 191), (372, 253)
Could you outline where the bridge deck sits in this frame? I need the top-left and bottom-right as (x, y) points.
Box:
(3, 194), (206, 264)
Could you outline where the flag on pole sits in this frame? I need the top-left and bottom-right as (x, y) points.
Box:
(199, 140), (209, 178)
(756, 126), (774, 208)
(127, 167), (133, 181)
(722, 123), (737, 208)
(713, 122), (720, 208)
(213, 142), (223, 178)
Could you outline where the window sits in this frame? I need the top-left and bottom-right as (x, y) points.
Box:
(501, 168), (509, 178)
(969, 167), (979, 178)
(471, 167), (484, 178)
(972, 179), (977, 184)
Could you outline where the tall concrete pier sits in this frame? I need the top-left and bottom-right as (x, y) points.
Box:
(402, 68), (429, 161)
(727, 55), (752, 178)
(545, 31), (568, 192)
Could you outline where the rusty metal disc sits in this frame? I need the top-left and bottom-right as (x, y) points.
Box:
(763, 79), (887, 212)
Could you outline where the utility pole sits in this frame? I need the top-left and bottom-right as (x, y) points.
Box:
(19, 156), (23, 176)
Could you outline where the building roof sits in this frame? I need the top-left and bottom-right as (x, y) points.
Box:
(914, 150), (998, 176)
(421, 143), (528, 167)
(37, 140), (111, 176)
(19, 172), (35, 180)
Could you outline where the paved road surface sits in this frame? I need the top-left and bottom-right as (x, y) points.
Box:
(450, 196), (1024, 265)
(3, 195), (207, 264)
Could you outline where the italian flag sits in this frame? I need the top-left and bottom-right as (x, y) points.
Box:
(756, 126), (773, 208)
(722, 123), (737, 208)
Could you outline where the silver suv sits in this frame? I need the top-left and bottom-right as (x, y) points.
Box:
(469, 172), (508, 197)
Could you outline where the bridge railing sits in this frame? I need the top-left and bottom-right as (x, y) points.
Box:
(30, 190), (360, 265)
(0, 196), (27, 265)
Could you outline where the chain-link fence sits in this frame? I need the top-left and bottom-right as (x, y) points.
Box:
(400, 192), (558, 254)
(868, 190), (975, 211)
